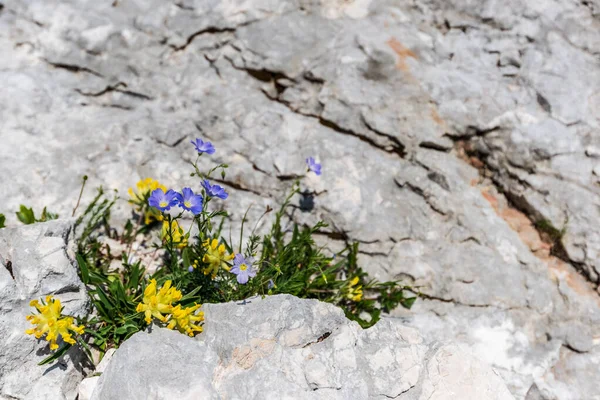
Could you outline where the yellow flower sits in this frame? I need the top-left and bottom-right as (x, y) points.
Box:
(161, 220), (188, 248)
(128, 178), (167, 204)
(167, 304), (204, 337)
(346, 276), (363, 302)
(144, 207), (164, 225)
(136, 279), (182, 324)
(25, 296), (85, 350)
(202, 238), (234, 278)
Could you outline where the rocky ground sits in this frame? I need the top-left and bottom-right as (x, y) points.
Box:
(1, 1), (599, 399)
(90, 295), (513, 400)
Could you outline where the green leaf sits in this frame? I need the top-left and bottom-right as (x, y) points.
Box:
(76, 253), (90, 284)
(179, 285), (202, 302)
(115, 323), (139, 335)
(40, 207), (59, 221)
(77, 336), (94, 365)
(400, 296), (417, 309)
(221, 236), (234, 254)
(16, 205), (36, 225)
(126, 261), (144, 291)
(182, 247), (192, 270)
(0, 214), (5, 229)
(94, 287), (116, 319)
(38, 343), (72, 365)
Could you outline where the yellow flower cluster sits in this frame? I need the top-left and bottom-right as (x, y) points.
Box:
(346, 276), (363, 302)
(201, 238), (234, 278)
(167, 304), (204, 337)
(161, 220), (188, 248)
(128, 178), (167, 224)
(136, 279), (182, 323)
(136, 280), (204, 336)
(25, 296), (85, 350)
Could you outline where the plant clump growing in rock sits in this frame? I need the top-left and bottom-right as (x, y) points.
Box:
(21, 138), (416, 365)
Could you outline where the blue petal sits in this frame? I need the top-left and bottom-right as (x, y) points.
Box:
(181, 187), (193, 200)
(190, 202), (203, 215)
(237, 272), (249, 284)
(148, 188), (165, 208)
(233, 254), (245, 266)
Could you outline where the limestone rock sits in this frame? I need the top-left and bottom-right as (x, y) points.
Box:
(91, 295), (514, 400)
(0, 220), (89, 399)
(78, 348), (116, 400)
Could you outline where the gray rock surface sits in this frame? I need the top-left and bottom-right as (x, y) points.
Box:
(1, 1), (600, 399)
(0, 220), (89, 400)
(91, 295), (514, 400)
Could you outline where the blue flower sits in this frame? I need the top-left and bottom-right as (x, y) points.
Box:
(202, 179), (228, 200)
(176, 187), (203, 215)
(230, 254), (256, 284)
(191, 138), (215, 155)
(267, 279), (275, 289)
(306, 157), (322, 176)
(148, 189), (179, 211)
(188, 266), (194, 273)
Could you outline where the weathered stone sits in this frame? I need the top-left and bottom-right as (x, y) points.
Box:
(1, 1), (600, 399)
(91, 295), (513, 400)
(0, 220), (89, 399)
(77, 348), (116, 400)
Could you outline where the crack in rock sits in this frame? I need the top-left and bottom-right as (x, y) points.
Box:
(43, 59), (103, 77)
(171, 26), (237, 51)
(76, 83), (153, 101)
(224, 57), (407, 159)
(454, 139), (600, 289)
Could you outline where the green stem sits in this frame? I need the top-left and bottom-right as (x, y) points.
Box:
(166, 214), (176, 272)
(71, 175), (88, 217)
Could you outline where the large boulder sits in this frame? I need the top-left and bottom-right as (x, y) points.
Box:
(91, 295), (513, 400)
(0, 220), (89, 400)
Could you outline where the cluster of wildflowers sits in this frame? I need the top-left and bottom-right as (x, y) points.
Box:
(24, 133), (415, 365)
(345, 276), (363, 302)
(146, 181), (227, 215)
(26, 296), (85, 350)
(136, 279), (204, 336)
(161, 220), (188, 248)
(200, 238), (234, 278)
(136, 279), (182, 323)
(168, 304), (204, 336)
